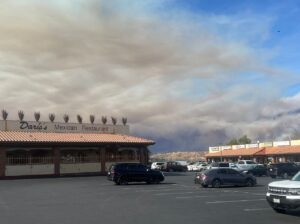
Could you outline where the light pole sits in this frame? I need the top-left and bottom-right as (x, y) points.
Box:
(220, 146), (223, 162)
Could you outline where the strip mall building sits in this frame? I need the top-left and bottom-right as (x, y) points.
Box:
(205, 141), (300, 164)
(0, 119), (154, 178)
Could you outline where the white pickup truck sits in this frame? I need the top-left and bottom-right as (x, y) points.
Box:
(266, 171), (300, 212)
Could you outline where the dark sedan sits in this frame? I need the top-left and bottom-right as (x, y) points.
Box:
(244, 165), (268, 176)
(194, 168), (256, 188)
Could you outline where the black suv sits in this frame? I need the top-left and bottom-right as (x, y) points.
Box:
(268, 163), (300, 179)
(161, 161), (187, 172)
(107, 163), (164, 185)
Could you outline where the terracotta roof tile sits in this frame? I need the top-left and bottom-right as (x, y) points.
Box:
(206, 145), (300, 157)
(0, 131), (154, 145)
(205, 148), (264, 157)
(262, 146), (300, 155)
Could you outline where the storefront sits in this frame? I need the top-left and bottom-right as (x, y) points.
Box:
(0, 119), (154, 178)
(205, 145), (300, 164)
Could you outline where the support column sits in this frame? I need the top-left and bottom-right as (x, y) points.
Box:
(100, 147), (106, 173)
(0, 147), (6, 177)
(53, 147), (60, 176)
(139, 147), (147, 165)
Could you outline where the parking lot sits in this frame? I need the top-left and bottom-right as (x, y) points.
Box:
(0, 173), (299, 224)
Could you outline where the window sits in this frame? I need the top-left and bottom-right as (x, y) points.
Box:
(217, 169), (227, 174)
(219, 163), (229, 167)
(60, 149), (100, 164)
(227, 169), (239, 175)
(6, 149), (53, 165)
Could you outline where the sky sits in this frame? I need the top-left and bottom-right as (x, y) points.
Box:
(1, 0), (300, 152)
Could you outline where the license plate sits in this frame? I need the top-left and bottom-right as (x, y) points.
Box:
(273, 198), (280, 204)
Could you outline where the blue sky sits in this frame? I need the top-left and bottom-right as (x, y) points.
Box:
(1, 0), (300, 152)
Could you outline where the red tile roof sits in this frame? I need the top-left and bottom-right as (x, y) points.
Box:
(205, 147), (264, 157)
(206, 145), (300, 157)
(259, 146), (300, 155)
(0, 131), (155, 145)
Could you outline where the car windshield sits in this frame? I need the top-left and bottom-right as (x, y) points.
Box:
(291, 172), (300, 181)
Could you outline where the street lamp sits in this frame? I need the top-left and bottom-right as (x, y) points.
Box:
(220, 146), (223, 162)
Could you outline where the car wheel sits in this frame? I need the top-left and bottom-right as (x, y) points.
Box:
(154, 179), (161, 184)
(146, 178), (152, 184)
(212, 179), (221, 188)
(273, 208), (286, 213)
(283, 172), (288, 179)
(245, 178), (254, 187)
(118, 177), (128, 185)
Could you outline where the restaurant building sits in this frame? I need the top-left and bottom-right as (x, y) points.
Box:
(205, 141), (300, 164)
(0, 118), (154, 178)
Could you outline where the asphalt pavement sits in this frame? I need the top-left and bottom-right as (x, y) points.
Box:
(0, 172), (299, 224)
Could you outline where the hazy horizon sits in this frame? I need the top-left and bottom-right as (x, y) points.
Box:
(1, 1), (300, 152)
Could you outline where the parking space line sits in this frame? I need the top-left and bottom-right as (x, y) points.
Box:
(135, 188), (192, 193)
(154, 191), (194, 196)
(206, 198), (265, 204)
(244, 208), (271, 212)
(176, 195), (210, 199)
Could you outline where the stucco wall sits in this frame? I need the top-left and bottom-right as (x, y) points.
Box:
(5, 164), (55, 176)
(60, 163), (101, 174)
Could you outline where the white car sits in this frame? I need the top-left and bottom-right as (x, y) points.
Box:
(192, 162), (207, 171)
(236, 160), (257, 170)
(266, 171), (300, 213)
(151, 162), (165, 170)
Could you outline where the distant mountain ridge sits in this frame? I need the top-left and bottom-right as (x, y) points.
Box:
(150, 151), (207, 162)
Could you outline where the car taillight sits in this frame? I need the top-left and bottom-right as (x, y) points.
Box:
(201, 174), (207, 180)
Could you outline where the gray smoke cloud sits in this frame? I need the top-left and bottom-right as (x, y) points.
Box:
(0, 0), (298, 152)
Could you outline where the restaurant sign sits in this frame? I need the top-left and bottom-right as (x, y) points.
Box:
(0, 120), (129, 135)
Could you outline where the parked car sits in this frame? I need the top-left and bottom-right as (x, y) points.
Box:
(107, 163), (164, 185)
(236, 160), (257, 170)
(194, 168), (256, 188)
(207, 162), (230, 169)
(188, 162), (207, 171)
(151, 162), (165, 170)
(244, 165), (268, 176)
(161, 161), (187, 172)
(229, 163), (240, 170)
(266, 171), (300, 213)
(268, 163), (300, 179)
(176, 160), (188, 166)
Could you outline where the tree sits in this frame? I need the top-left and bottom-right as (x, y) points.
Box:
(101, 116), (107, 125)
(238, 135), (251, 144)
(18, 110), (24, 121)
(34, 112), (40, 122)
(227, 135), (252, 145)
(1, 109), (8, 120)
(227, 138), (239, 146)
(122, 117), (127, 126)
(77, 115), (82, 124)
(49, 113), (55, 122)
(90, 115), (95, 124)
(111, 117), (117, 125)
(63, 114), (69, 123)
